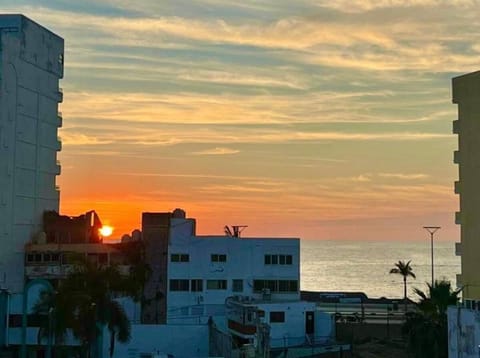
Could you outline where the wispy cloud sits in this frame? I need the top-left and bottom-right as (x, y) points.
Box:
(379, 173), (430, 180)
(191, 147), (240, 155)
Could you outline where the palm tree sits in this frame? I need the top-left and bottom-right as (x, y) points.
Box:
(403, 279), (459, 358)
(389, 260), (416, 305)
(34, 261), (132, 357)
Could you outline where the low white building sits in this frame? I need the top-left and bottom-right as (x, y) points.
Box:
(165, 216), (300, 324)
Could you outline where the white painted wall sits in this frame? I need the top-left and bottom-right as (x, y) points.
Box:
(447, 306), (480, 358)
(110, 324), (209, 358)
(166, 218), (300, 322)
(256, 301), (331, 348)
(0, 15), (63, 293)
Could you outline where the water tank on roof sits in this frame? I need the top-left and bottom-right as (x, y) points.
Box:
(131, 229), (142, 241)
(172, 208), (186, 218)
(121, 234), (131, 243)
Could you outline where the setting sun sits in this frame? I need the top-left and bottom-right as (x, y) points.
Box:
(99, 225), (113, 237)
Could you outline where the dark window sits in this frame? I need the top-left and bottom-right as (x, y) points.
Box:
(253, 280), (264, 292)
(232, 279), (243, 292)
(169, 279), (189, 291)
(171, 253), (189, 262)
(278, 280), (289, 292)
(264, 255), (271, 265)
(26, 254), (35, 263)
(34, 254), (42, 262)
(207, 280), (227, 290)
(191, 279), (203, 292)
(51, 253), (60, 262)
(265, 254), (293, 265)
(43, 253), (51, 262)
(211, 254), (227, 263)
(270, 311), (285, 323)
(253, 280), (298, 293)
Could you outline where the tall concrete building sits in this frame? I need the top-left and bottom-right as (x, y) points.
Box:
(0, 15), (63, 293)
(452, 71), (480, 301)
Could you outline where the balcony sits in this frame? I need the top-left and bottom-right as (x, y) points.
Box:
(57, 112), (63, 127)
(452, 119), (460, 134)
(454, 180), (461, 194)
(56, 136), (62, 151)
(455, 242), (462, 256)
(57, 87), (63, 102)
(453, 150), (460, 164)
(55, 160), (61, 175)
(455, 211), (461, 225)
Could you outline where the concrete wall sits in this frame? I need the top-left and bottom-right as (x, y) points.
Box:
(452, 71), (480, 299)
(336, 322), (403, 342)
(0, 15), (63, 293)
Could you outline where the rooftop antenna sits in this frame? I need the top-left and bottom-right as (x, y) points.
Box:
(224, 225), (248, 238)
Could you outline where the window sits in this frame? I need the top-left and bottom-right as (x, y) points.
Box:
(253, 280), (298, 293)
(264, 254), (293, 265)
(211, 254), (227, 263)
(286, 255), (292, 265)
(270, 311), (285, 323)
(279, 280), (298, 292)
(51, 253), (60, 262)
(191, 279), (203, 292)
(171, 253), (189, 262)
(207, 280), (227, 290)
(169, 279), (189, 291)
(26, 254), (35, 263)
(232, 279), (243, 292)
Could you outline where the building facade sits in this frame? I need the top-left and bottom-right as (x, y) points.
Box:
(164, 213), (300, 324)
(0, 15), (63, 293)
(452, 70), (480, 301)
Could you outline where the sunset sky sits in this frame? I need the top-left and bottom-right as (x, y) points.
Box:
(2, 1), (477, 241)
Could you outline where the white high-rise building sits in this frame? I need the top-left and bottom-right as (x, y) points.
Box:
(0, 15), (63, 292)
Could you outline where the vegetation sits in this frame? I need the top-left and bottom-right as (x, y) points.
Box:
(34, 256), (148, 357)
(389, 260), (416, 306)
(403, 279), (460, 358)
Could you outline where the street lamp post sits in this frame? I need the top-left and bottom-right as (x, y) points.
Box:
(423, 226), (441, 286)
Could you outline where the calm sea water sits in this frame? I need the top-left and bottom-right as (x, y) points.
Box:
(300, 240), (460, 299)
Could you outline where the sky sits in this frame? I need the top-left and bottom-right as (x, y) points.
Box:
(2, 0), (478, 241)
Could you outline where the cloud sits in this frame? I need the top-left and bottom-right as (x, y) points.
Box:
(379, 173), (430, 180)
(60, 133), (112, 146)
(191, 147), (240, 155)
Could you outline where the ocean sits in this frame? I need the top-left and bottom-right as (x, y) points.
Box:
(300, 240), (460, 299)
